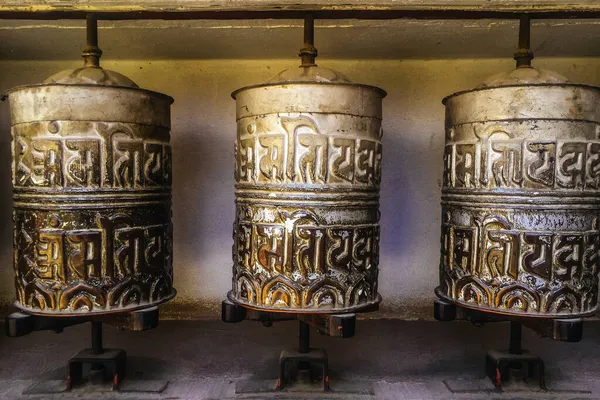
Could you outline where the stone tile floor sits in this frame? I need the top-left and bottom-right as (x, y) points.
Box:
(1, 319), (600, 399)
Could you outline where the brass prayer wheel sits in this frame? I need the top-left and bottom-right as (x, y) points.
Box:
(5, 18), (175, 315)
(436, 59), (600, 318)
(229, 21), (386, 313)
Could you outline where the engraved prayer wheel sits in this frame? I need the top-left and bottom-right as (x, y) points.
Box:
(229, 63), (386, 313)
(436, 64), (600, 318)
(5, 18), (175, 315)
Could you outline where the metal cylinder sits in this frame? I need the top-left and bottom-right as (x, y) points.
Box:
(437, 66), (600, 318)
(6, 66), (175, 315)
(229, 67), (386, 313)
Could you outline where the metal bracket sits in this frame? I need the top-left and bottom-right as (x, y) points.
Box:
(5, 306), (160, 337)
(433, 299), (583, 342)
(221, 299), (372, 338)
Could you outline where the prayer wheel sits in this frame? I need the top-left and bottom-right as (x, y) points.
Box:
(5, 18), (175, 315)
(436, 62), (600, 318)
(229, 26), (386, 313)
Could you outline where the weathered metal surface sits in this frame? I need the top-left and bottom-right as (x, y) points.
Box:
(4, 1), (600, 20)
(437, 66), (600, 318)
(230, 70), (385, 313)
(6, 69), (175, 315)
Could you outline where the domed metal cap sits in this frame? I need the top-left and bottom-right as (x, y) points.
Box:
(268, 65), (351, 84)
(477, 66), (570, 89)
(478, 16), (570, 88)
(44, 66), (138, 87)
(43, 15), (138, 88)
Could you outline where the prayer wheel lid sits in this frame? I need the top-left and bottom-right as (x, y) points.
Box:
(43, 66), (139, 87)
(476, 66), (570, 89)
(232, 65), (386, 99)
(267, 65), (351, 84)
(442, 66), (577, 105)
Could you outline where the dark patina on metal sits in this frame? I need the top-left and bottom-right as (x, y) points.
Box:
(436, 17), (600, 319)
(228, 15), (386, 314)
(5, 16), (175, 316)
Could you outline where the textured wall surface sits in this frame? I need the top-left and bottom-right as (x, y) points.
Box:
(1, 57), (600, 319)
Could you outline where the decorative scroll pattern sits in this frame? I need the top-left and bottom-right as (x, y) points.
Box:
(11, 120), (174, 314)
(232, 113), (382, 311)
(439, 120), (600, 316)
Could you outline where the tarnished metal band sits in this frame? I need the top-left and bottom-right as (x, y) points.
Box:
(236, 190), (380, 202)
(8, 85), (173, 129)
(236, 187), (378, 201)
(232, 80), (387, 100)
(234, 84), (385, 119)
(444, 85), (600, 126)
(435, 287), (598, 319)
(227, 290), (382, 314)
(442, 82), (600, 104)
(442, 194), (600, 208)
(14, 289), (177, 317)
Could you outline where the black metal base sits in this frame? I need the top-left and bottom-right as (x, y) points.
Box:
(222, 299), (377, 390)
(486, 349), (545, 390)
(68, 348), (127, 391)
(6, 307), (160, 392)
(278, 347), (329, 391)
(434, 299), (584, 390)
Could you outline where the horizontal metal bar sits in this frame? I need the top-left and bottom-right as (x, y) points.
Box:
(2, 8), (600, 21)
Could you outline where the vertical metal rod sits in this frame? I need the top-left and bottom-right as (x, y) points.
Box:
(82, 14), (102, 67)
(514, 14), (533, 68)
(298, 320), (310, 354)
(303, 14), (314, 51)
(299, 13), (317, 66)
(509, 321), (522, 355)
(91, 321), (104, 355)
(518, 15), (531, 52)
(297, 320), (311, 372)
(86, 14), (98, 49)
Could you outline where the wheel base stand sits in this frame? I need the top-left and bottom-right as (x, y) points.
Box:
(434, 299), (583, 391)
(486, 348), (545, 390)
(222, 298), (377, 391)
(277, 321), (329, 391)
(68, 348), (127, 391)
(6, 307), (159, 392)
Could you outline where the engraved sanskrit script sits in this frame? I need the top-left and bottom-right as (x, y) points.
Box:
(235, 115), (382, 187)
